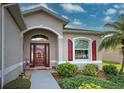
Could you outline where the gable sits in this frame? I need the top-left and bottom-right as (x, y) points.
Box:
(23, 6), (68, 24)
(23, 10), (66, 35)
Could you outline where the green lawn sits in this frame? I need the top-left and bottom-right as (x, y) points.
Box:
(102, 60), (121, 71)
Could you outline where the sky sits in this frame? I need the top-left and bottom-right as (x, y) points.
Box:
(19, 3), (124, 31)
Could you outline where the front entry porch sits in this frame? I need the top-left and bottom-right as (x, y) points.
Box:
(23, 28), (59, 69)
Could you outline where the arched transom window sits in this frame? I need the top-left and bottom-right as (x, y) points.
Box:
(74, 38), (91, 60)
(31, 35), (48, 42)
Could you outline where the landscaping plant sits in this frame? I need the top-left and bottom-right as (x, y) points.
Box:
(3, 78), (31, 89)
(57, 63), (78, 77)
(103, 65), (118, 75)
(79, 83), (102, 89)
(102, 60), (121, 71)
(84, 64), (99, 76)
(106, 74), (124, 87)
(59, 76), (120, 89)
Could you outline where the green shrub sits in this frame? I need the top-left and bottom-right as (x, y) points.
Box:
(59, 76), (120, 89)
(102, 60), (121, 71)
(79, 83), (102, 89)
(84, 64), (99, 76)
(103, 65), (118, 75)
(3, 78), (31, 89)
(57, 63), (78, 77)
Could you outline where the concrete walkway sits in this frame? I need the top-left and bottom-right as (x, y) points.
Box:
(30, 70), (60, 89)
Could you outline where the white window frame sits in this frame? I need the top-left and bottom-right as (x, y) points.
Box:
(73, 37), (92, 61)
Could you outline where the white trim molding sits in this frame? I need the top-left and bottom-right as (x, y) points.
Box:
(21, 25), (63, 39)
(1, 4), (5, 88)
(0, 62), (23, 78)
(4, 62), (23, 76)
(73, 37), (92, 61)
(50, 60), (57, 63)
(0, 70), (1, 78)
(59, 60), (102, 64)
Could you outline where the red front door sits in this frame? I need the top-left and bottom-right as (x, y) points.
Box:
(35, 44), (45, 66)
(30, 43), (49, 67)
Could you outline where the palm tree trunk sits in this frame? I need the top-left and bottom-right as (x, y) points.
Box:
(120, 46), (124, 73)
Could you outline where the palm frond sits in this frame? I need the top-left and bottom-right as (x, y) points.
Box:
(104, 23), (121, 30)
(114, 22), (124, 32)
(99, 14), (124, 51)
(101, 31), (117, 37)
(99, 33), (122, 51)
(118, 14), (124, 24)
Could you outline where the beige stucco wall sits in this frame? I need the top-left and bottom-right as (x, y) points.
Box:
(63, 31), (122, 63)
(23, 11), (64, 36)
(63, 31), (102, 61)
(102, 49), (122, 63)
(23, 29), (58, 67)
(4, 8), (23, 85)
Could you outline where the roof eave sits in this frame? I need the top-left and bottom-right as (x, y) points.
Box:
(64, 27), (103, 35)
(7, 4), (26, 31)
(64, 31), (102, 35)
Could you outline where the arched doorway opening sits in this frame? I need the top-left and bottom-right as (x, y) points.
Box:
(23, 28), (58, 68)
(23, 28), (59, 67)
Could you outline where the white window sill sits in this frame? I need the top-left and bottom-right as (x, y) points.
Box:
(59, 60), (102, 64)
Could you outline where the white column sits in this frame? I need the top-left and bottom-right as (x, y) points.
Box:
(20, 35), (24, 71)
(57, 37), (63, 64)
(1, 5), (5, 89)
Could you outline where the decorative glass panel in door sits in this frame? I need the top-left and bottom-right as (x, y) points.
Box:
(30, 44), (34, 66)
(34, 44), (45, 66)
(45, 44), (49, 67)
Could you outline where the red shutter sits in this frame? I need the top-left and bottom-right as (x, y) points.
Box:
(68, 39), (73, 61)
(92, 40), (97, 61)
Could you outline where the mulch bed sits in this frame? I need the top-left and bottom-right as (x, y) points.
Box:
(52, 70), (106, 81)
(19, 70), (32, 80)
(51, 72), (61, 81)
(97, 71), (106, 80)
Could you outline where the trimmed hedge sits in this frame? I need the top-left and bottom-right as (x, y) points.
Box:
(3, 78), (31, 89)
(59, 76), (121, 89)
(57, 63), (78, 77)
(103, 65), (118, 75)
(84, 64), (99, 76)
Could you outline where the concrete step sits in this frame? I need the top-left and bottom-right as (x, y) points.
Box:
(30, 66), (52, 70)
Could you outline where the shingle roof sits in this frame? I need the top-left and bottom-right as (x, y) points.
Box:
(64, 27), (103, 35)
(64, 28), (115, 35)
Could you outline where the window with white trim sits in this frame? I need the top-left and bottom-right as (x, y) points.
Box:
(74, 39), (89, 60)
